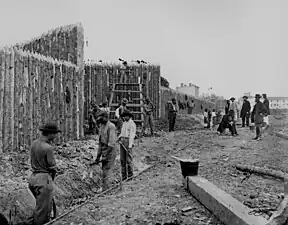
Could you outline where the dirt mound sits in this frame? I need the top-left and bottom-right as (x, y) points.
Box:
(155, 114), (201, 131)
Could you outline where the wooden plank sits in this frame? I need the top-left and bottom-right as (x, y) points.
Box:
(0, 51), (5, 152)
(18, 55), (25, 150)
(75, 68), (80, 139)
(35, 59), (41, 139)
(59, 65), (65, 143)
(13, 52), (20, 151)
(54, 64), (60, 144)
(184, 176), (267, 225)
(9, 49), (15, 151)
(3, 49), (11, 152)
(23, 56), (29, 149)
(68, 66), (74, 140)
(31, 58), (38, 140)
(28, 56), (33, 146)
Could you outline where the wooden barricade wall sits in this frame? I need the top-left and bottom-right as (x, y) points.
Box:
(160, 87), (216, 119)
(0, 48), (84, 153)
(84, 63), (161, 119)
(17, 23), (84, 68)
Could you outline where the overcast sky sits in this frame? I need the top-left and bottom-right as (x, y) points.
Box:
(0, 0), (286, 98)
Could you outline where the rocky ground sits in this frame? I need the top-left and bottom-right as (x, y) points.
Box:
(0, 114), (288, 224)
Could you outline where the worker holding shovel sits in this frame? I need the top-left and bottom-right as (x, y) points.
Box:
(93, 110), (117, 191)
(118, 110), (136, 180)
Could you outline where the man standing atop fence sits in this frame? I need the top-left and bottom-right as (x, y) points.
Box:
(93, 110), (117, 191)
(167, 98), (178, 132)
(141, 97), (155, 136)
(27, 123), (60, 225)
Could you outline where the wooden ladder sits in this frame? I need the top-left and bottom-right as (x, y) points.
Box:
(108, 83), (144, 127)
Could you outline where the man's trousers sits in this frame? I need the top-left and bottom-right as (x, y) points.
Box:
(119, 138), (133, 180)
(28, 173), (54, 225)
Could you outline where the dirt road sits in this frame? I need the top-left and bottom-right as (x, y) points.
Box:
(1, 115), (288, 224)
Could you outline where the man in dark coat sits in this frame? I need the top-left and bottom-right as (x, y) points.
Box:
(240, 96), (251, 127)
(217, 110), (237, 135)
(251, 94), (268, 140)
(225, 100), (230, 115)
(167, 98), (178, 132)
(262, 93), (270, 129)
(28, 124), (60, 225)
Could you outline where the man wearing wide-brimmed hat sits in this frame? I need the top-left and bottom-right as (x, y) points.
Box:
(93, 110), (117, 191)
(229, 97), (239, 136)
(118, 110), (136, 180)
(251, 94), (268, 140)
(240, 96), (251, 127)
(28, 123), (61, 225)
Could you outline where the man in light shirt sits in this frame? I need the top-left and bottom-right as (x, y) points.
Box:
(118, 110), (136, 180)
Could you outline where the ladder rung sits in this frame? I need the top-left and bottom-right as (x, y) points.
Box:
(114, 83), (141, 85)
(110, 119), (143, 123)
(112, 90), (141, 93)
(110, 104), (142, 107)
(110, 111), (143, 114)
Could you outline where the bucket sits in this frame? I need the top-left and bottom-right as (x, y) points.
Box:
(180, 160), (199, 177)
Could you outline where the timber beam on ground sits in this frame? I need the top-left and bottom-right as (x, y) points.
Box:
(274, 131), (288, 140)
(172, 157), (270, 225)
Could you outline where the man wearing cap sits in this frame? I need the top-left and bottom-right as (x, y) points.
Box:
(28, 123), (60, 225)
(115, 98), (128, 134)
(251, 94), (268, 140)
(167, 98), (178, 132)
(94, 110), (117, 191)
(141, 98), (155, 136)
(118, 110), (136, 180)
(240, 96), (251, 127)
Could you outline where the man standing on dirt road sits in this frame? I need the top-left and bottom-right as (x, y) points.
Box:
(28, 123), (60, 225)
(141, 97), (155, 136)
(167, 98), (178, 132)
(94, 110), (117, 191)
(251, 94), (268, 141)
(118, 110), (136, 180)
(240, 96), (251, 127)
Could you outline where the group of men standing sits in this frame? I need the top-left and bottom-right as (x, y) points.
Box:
(218, 94), (270, 140)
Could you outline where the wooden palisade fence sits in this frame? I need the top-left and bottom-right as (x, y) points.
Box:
(0, 47), (84, 153)
(84, 63), (161, 119)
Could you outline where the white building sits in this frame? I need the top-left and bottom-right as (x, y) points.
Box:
(176, 83), (200, 97)
(269, 97), (288, 109)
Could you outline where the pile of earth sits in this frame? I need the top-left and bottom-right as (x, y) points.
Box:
(0, 138), (126, 224)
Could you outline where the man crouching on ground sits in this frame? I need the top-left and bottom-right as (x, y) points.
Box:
(118, 110), (136, 181)
(94, 110), (117, 191)
(28, 123), (60, 225)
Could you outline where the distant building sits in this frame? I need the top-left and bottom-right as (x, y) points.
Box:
(269, 97), (288, 109)
(176, 83), (200, 97)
